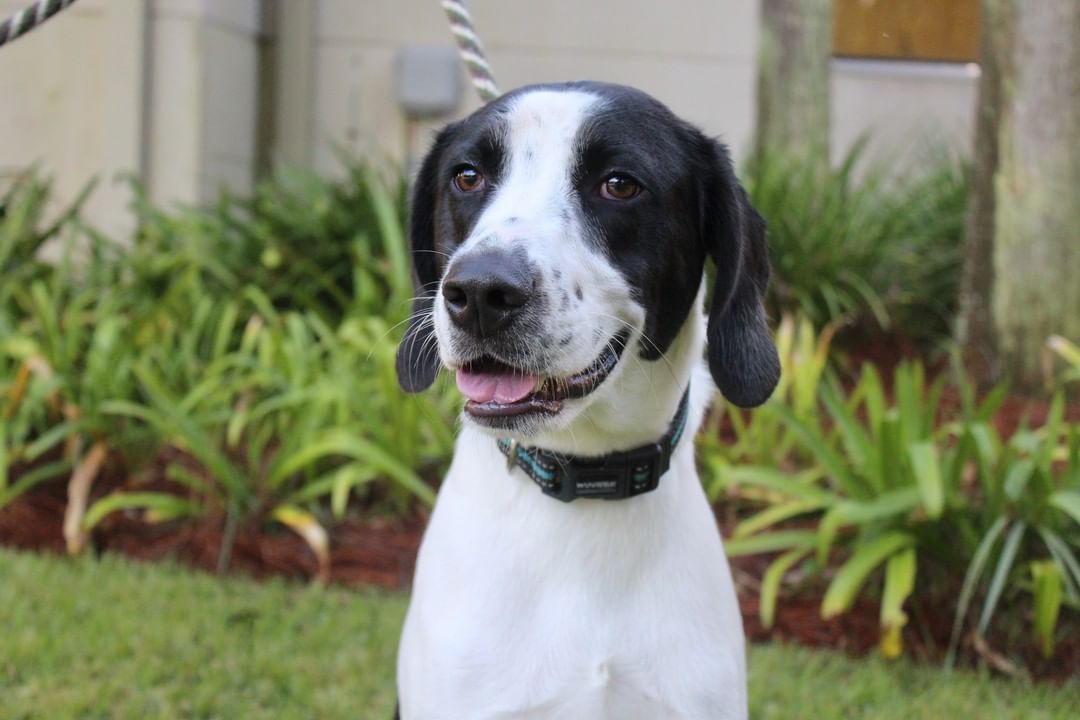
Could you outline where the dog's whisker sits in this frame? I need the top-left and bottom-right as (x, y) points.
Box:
(591, 312), (680, 387)
(363, 310), (438, 365)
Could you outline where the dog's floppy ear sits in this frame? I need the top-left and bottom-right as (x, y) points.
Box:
(701, 141), (780, 408)
(395, 125), (455, 393)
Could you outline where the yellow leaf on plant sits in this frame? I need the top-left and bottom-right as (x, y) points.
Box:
(272, 505), (331, 584)
(880, 616), (906, 659)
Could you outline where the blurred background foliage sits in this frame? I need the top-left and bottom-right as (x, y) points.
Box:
(1, 144), (1078, 671)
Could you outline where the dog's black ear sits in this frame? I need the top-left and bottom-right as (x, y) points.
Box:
(395, 126), (456, 393)
(701, 141), (780, 408)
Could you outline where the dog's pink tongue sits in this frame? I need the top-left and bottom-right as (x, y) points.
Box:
(456, 369), (539, 404)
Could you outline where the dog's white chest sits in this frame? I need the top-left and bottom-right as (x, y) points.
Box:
(396, 430), (747, 720)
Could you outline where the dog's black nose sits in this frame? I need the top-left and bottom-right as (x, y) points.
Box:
(442, 251), (534, 337)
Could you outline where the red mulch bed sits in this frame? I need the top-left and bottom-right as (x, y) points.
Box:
(0, 475), (426, 588)
(4, 472), (1077, 683)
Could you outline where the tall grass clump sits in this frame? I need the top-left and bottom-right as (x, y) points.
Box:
(745, 140), (968, 343)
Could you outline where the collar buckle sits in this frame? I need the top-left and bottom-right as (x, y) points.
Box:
(504, 439), (520, 472)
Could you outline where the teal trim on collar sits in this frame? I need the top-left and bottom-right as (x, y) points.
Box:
(496, 388), (691, 502)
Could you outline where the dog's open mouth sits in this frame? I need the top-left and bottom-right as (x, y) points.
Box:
(456, 331), (630, 418)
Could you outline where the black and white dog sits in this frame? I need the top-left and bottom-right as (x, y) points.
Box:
(394, 81), (779, 720)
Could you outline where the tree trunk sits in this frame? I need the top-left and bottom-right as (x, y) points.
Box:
(992, 1), (1080, 390)
(956, 0), (1004, 386)
(755, 0), (832, 166)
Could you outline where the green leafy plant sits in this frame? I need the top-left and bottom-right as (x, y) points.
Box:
(722, 357), (1080, 664)
(701, 313), (838, 500)
(945, 392), (1080, 663)
(745, 140), (967, 341)
(2, 209), (136, 524)
(0, 173), (93, 313)
(2, 163), (455, 572)
(124, 165), (409, 323)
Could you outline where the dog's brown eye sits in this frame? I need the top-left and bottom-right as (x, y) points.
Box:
(453, 166), (485, 193)
(600, 174), (640, 201)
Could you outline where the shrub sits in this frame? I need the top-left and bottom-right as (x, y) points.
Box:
(699, 313), (838, 499)
(124, 165), (409, 323)
(90, 295), (454, 576)
(0, 165), (456, 568)
(745, 140), (968, 343)
(717, 355), (1080, 664)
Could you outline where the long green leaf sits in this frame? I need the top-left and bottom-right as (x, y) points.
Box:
(975, 381), (1010, 423)
(1050, 490), (1080, 527)
(908, 441), (944, 518)
(268, 428), (434, 505)
(947, 515), (1009, 666)
(760, 548), (810, 628)
(0, 458), (73, 510)
(1038, 527), (1080, 603)
(835, 487), (922, 524)
(860, 364), (887, 434)
(879, 548), (917, 659)
(772, 404), (863, 497)
(1031, 561), (1063, 658)
(817, 505), (845, 565)
(1002, 459), (1036, 502)
(83, 491), (203, 530)
(733, 499), (830, 539)
(112, 369), (251, 505)
(367, 170), (411, 302)
(977, 521), (1027, 636)
(22, 420), (79, 462)
(822, 532), (914, 618)
(821, 380), (874, 486)
(724, 530), (816, 557)
(722, 466), (831, 502)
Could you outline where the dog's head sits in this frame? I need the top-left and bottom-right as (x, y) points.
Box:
(396, 82), (779, 439)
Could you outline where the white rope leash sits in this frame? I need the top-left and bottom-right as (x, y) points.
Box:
(0, 0), (79, 49)
(441, 0), (499, 102)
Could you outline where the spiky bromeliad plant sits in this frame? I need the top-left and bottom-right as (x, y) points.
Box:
(718, 358), (1080, 664)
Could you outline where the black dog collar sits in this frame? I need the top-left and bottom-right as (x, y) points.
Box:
(496, 389), (691, 502)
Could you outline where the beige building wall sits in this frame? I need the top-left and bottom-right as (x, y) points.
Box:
(302, 0), (761, 174)
(0, 0), (977, 236)
(0, 0), (146, 237)
(146, 0), (264, 208)
(832, 58), (978, 164)
(0, 0), (263, 235)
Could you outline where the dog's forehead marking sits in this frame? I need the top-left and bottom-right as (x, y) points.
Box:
(504, 88), (601, 159)
(475, 89), (602, 234)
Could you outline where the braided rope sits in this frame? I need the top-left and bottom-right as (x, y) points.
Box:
(441, 0), (499, 102)
(0, 0), (79, 49)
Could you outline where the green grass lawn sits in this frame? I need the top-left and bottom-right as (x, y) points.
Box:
(1, 549), (1076, 719)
